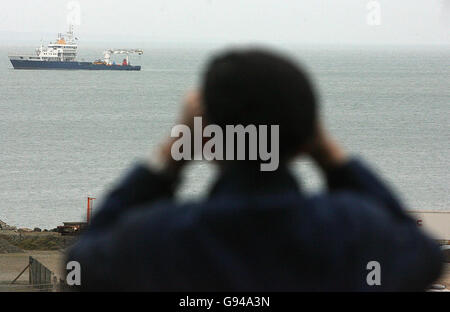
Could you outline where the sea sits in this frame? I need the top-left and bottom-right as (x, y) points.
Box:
(0, 43), (449, 229)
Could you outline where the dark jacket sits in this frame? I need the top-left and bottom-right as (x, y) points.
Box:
(67, 159), (443, 291)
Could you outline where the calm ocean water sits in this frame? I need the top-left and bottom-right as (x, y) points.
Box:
(0, 44), (449, 229)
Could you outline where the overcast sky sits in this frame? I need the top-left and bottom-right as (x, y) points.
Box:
(0, 0), (449, 45)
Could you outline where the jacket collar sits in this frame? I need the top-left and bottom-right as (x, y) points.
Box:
(208, 162), (301, 198)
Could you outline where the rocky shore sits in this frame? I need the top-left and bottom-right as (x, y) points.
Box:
(0, 219), (77, 253)
(0, 219), (16, 231)
(0, 237), (23, 253)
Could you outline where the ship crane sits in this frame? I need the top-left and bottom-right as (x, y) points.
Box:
(103, 49), (144, 66)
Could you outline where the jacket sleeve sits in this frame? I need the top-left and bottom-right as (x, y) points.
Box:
(87, 163), (178, 230)
(327, 158), (443, 290)
(327, 159), (410, 220)
(65, 163), (179, 291)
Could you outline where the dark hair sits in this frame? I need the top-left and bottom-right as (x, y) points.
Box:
(202, 48), (317, 162)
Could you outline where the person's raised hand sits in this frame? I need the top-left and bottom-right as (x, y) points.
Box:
(306, 121), (349, 171)
(149, 90), (204, 173)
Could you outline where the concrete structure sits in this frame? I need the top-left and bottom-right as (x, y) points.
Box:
(409, 211), (450, 242)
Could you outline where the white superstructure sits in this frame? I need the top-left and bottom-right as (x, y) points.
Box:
(9, 25), (78, 62)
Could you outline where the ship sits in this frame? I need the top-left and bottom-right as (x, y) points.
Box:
(8, 26), (143, 71)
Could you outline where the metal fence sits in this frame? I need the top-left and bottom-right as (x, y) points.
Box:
(2, 256), (61, 292)
(29, 256), (53, 289)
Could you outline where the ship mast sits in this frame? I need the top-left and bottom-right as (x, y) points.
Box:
(66, 24), (76, 44)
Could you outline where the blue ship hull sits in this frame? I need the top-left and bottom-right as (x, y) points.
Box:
(10, 59), (141, 71)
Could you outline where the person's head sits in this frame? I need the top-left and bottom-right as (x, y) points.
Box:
(202, 48), (318, 167)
